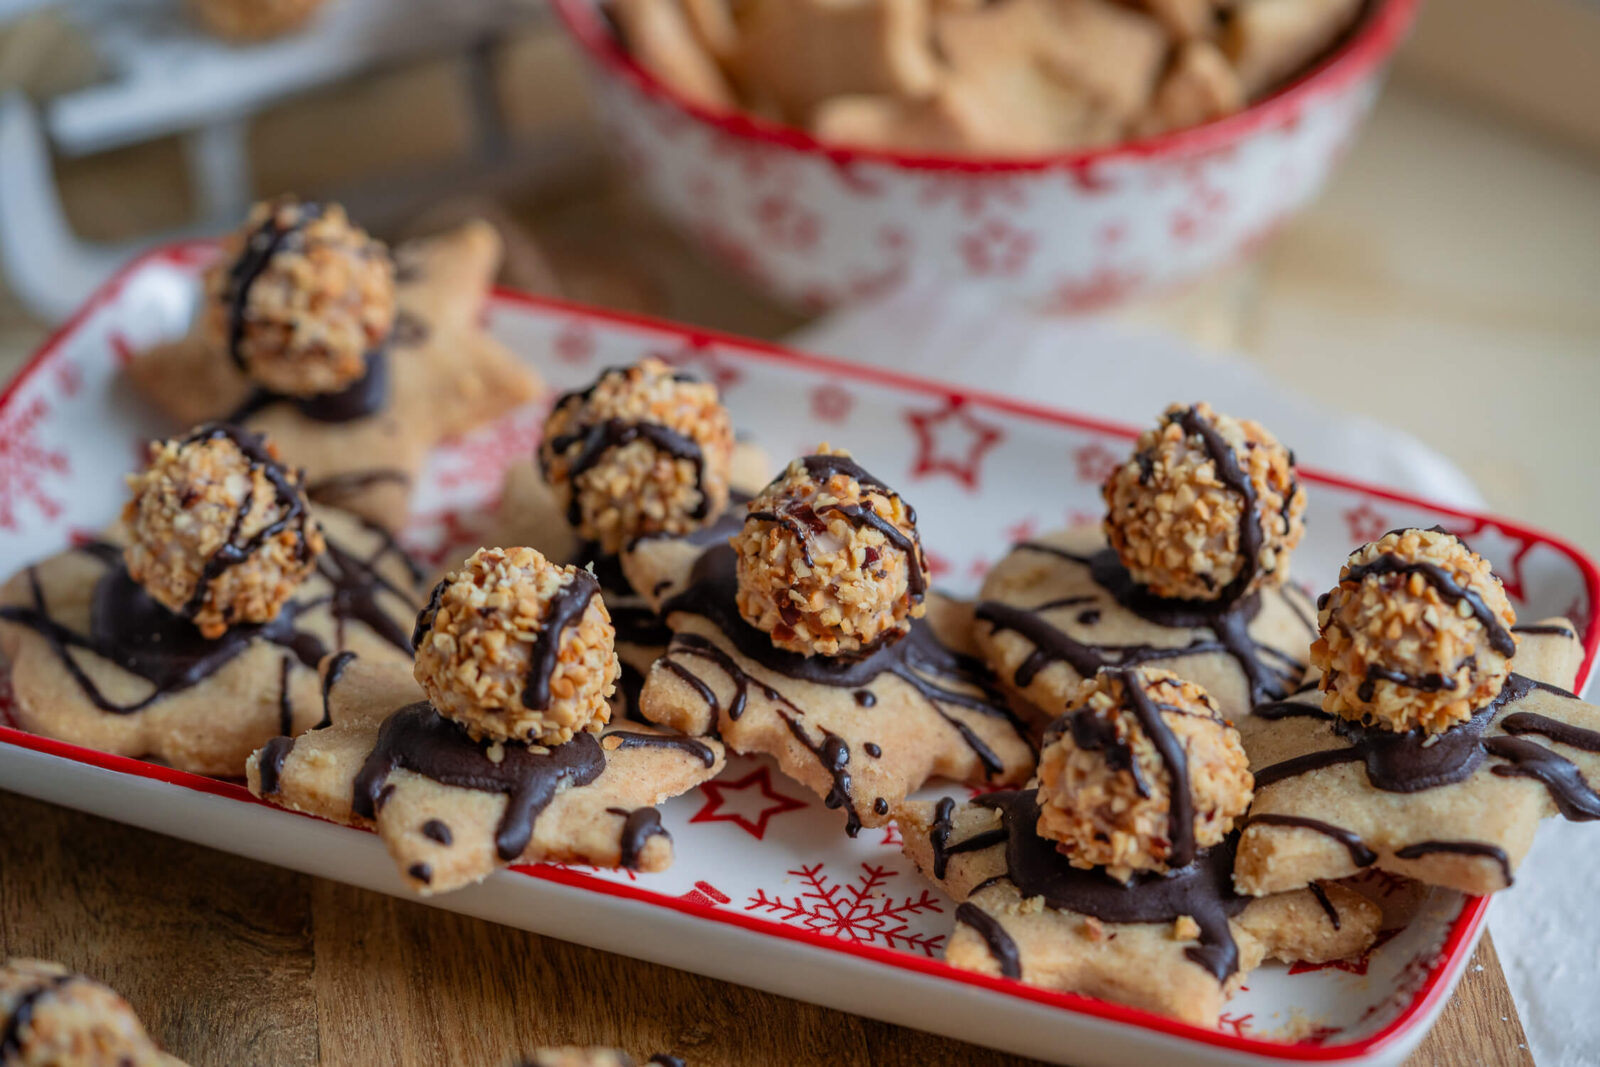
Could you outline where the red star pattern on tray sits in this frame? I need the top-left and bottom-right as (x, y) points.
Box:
(810, 384), (853, 423)
(1288, 928), (1401, 976)
(0, 396), (69, 531)
(653, 337), (743, 392)
(435, 405), (547, 491)
(923, 549), (952, 581)
(1342, 502), (1391, 544)
(904, 398), (1004, 490)
(1072, 442), (1120, 486)
(745, 863), (945, 956)
(1217, 1012), (1253, 1037)
(690, 765), (809, 840)
(959, 219), (1036, 277)
(754, 194), (821, 251)
(553, 320), (597, 365)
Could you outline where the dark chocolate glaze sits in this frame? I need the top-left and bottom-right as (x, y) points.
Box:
(863, 741), (882, 758)
(0, 972), (72, 1057)
(225, 204), (323, 370)
(544, 418), (711, 528)
(422, 819), (453, 845)
(408, 863), (432, 885)
(1307, 882), (1341, 930)
(1513, 623), (1577, 637)
(647, 1056), (687, 1067)
(780, 714), (862, 834)
(1501, 711), (1600, 752)
(1252, 698), (1333, 722)
(929, 795), (1007, 879)
(1393, 840), (1513, 886)
(257, 735), (295, 796)
(276, 655), (294, 735)
(1484, 735), (1600, 820)
(854, 690), (877, 707)
(319, 650), (358, 729)
(1242, 813), (1376, 867)
(979, 544), (1306, 706)
(352, 703), (605, 860)
(604, 730), (718, 768)
(954, 902), (1021, 979)
(609, 806), (669, 869)
(971, 790), (1248, 980)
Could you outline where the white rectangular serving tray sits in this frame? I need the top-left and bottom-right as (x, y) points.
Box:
(2, 244), (1595, 1067)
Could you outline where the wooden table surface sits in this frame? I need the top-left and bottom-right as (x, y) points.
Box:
(2, 21), (1590, 1063)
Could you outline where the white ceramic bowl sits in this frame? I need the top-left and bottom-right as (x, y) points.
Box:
(553, 0), (1420, 312)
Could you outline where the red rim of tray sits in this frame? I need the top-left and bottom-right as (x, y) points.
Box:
(3, 241), (1596, 1063)
(550, 0), (1422, 175)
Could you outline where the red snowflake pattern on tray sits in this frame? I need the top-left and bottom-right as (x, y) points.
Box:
(0, 396), (69, 530)
(1217, 1012), (1253, 1037)
(905, 398), (1004, 490)
(1343, 502), (1391, 544)
(435, 406), (546, 491)
(52, 360), (82, 398)
(918, 174), (1026, 217)
(690, 765), (809, 840)
(754, 194), (820, 250)
(746, 863), (945, 956)
(553, 320), (597, 365)
(1288, 928), (1402, 976)
(810, 384), (853, 423)
(1073, 442), (1121, 486)
(959, 219), (1036, 277)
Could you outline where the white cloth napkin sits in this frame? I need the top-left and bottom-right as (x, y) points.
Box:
(787, 280), (1583, 1066)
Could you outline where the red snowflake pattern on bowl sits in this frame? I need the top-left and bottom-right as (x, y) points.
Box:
(0, 396), (68, 531)
(959, 219), (1036, 278)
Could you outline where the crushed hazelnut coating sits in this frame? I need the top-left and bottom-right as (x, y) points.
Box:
(1036, 668), (1253, 881)
(203, 197), (394, 397)
(0, 958), (170, 1067)
(122, 424), (324, 639)
(733, 445), (928, 658)
(413, 547), (619, 745)
(1312, 528), (1519, 735)
(539, 357), (735, 555)
(1103, 401), (1305, 601)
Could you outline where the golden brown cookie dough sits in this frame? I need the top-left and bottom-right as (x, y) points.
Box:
(973, 524), (1317, 730)
(1235, 623), (1592, 897)
(246, 653), (725, 894)
(128, 204), (543, 531)
(0, 958), (185, 1067)
(627, 457), (1036, 836)
(0, 504), (423, 776)
(897, 793), (1379, 1026)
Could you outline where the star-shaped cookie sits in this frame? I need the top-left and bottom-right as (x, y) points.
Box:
(492, 441), (771, 721)
(626, 535), (1036, 836)
(974, 526), (1317, 730)
(127, 220), (543, 531)
(0, 507), (423, 776)
(897, 790), (1380, 1025)
(1235, 622), (1596, 897)
(246, 652), (727, 894)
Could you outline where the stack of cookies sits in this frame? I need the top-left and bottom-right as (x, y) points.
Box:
(610, 0), (1368, 154)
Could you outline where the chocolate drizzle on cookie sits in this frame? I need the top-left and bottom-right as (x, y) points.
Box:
(609, 805), (669, 869)
(965, 790), (1249, 980)
(929, 795), (1007, 879)
(1242, 813), (1377, 867)
(1338, 553), (1518, 659)
(954, 902), (1022, 980)
(1393, 840), (1513, 886)
(603, 729), (718, 768)
(226, 349), (393, 425)
(352, 702), (605, 860)
(976, 543), (1310, 706)
(0, 520), (422, 717)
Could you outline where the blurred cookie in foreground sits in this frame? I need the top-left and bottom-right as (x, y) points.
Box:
(520, 1050), (684, 1067)
(0, 958), (185, 1066)
(127, 196), (542, 531)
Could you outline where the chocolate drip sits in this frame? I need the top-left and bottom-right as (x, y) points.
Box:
(854, 690), (877, 707)
(863, 742), (882, 758)
(979, 545), (1306, 705)
(1513, 623), (1576, 637)
(1341, 553), (1517, 658)
(1485, 736), (1600, 820)
(257, 735), (295, 796)
(305, 468), (410, 505)
(1307, 882), (1341, 930)
(225, 205), (323, 369)
(1242, 813), (1376, 867)
(929, 795), (1007, 879)
(663, 545), (1025, 759)
(972, 790), (1248, 979)
(408, 863), (432, 885)
(609, 806), (669, 869)
(955, 902), (1021, 979)
(604, 730), (718, 768)
(545, 419), (710, 526)
(780, 714), (862, 834)
(1357, 663), (1459, 704)
(1501, 712), (1600, 752)
(422, 819), (453, 845)
(521, 571), (600, 711)
(647, 1056), (687, 1067)
(319, 650), (357, 729)
(352, 703), (605, 860)
(1100, 667), (1197, 866)
(276, 655), (294, 735)
(747, 486), (927, 602)
(177, 423), (316, 619)
(1393, 840), (1513, 885)
(0, 973), (72, 1057)
(319, 535), (416, 656)
(1253, 698), (1333, 722)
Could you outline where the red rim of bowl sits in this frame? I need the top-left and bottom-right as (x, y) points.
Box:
(551, 0), (1422, 174)
(3, 239), (1597, 1063)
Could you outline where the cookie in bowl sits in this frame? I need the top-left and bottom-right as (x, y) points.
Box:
(1236, 528), (1600, 898)
(896, 667), (1378, 1025)
(247, 547), (726, 894)
(973, 402), (1317, 731)
(0, 424), (425, 776)
(126, 196), (542, 531)
(628, 446), (1035, 836)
